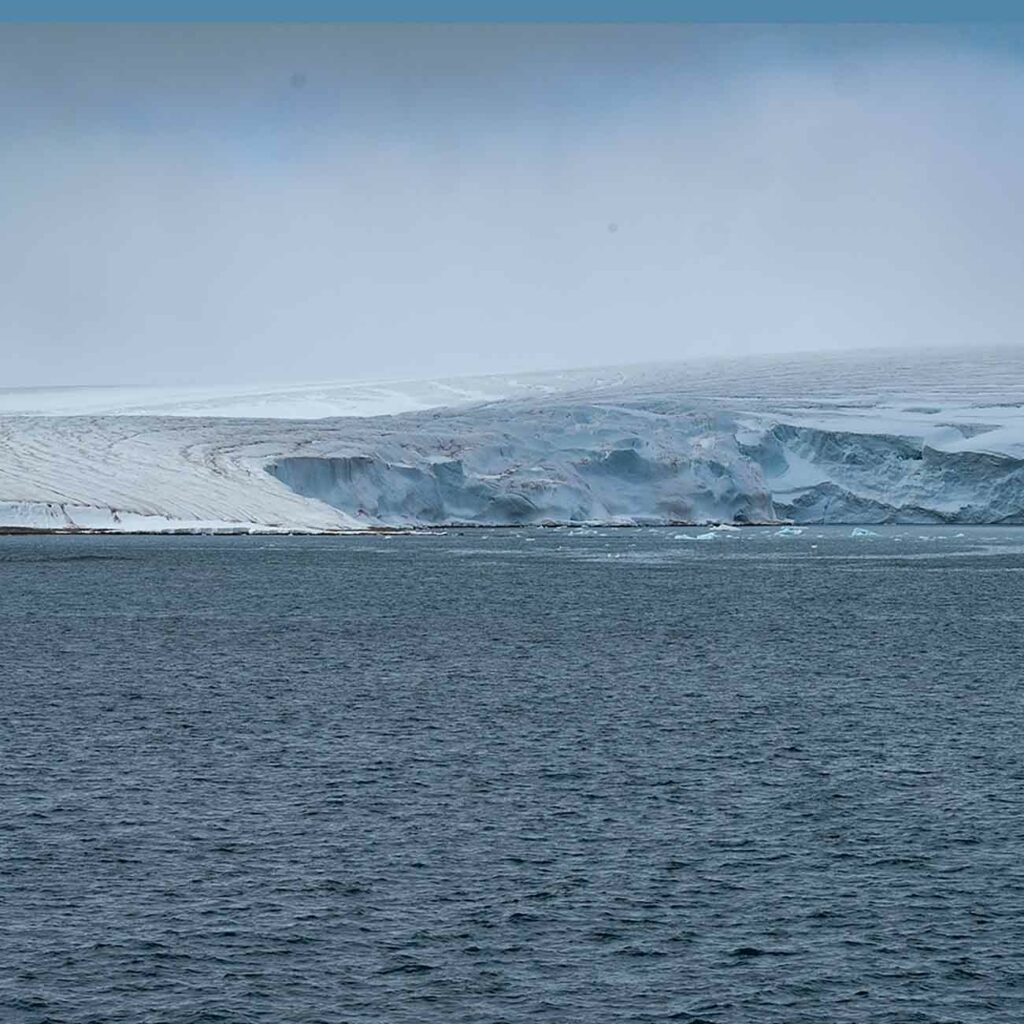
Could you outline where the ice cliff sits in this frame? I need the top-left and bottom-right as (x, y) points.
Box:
(1, 348), (1022, 531)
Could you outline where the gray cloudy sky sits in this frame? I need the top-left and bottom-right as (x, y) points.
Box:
(2, 23), (1024, 387)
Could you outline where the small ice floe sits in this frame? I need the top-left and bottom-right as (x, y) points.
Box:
(710, 523), (741, 531)
(674, 532), (717, 541)
(775, 525), (804, 536)
(851, 527), (880, 538)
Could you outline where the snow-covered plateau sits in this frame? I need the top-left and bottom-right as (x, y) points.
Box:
(2, 347), (1023, 532)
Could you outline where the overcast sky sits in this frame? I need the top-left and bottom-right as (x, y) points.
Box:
(3, 23), (1024, 387)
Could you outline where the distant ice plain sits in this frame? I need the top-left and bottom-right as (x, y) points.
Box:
(1, 347), (1022, 532)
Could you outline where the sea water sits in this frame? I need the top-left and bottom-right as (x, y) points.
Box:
(3, 527), (1024, 1023)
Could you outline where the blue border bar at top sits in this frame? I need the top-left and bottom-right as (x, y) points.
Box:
(1, 2), (1022, 22)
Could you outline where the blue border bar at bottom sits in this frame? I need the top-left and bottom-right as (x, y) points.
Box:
(0, 1), (1021, 23)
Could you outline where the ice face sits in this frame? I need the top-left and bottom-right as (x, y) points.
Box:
(1, 347), (1022, 532)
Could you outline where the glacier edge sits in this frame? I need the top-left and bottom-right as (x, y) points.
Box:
(3, 350), (1023, 532)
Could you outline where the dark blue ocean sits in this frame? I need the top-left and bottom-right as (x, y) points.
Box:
(3, 527), (1024, 1024)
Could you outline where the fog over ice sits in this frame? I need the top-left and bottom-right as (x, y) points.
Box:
(2, 23), (1023, 387)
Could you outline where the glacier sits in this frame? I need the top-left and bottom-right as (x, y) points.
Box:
(1, 347), (1022, 532)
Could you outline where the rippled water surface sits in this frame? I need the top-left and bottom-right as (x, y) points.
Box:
(3, 527), (1024, 1024)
